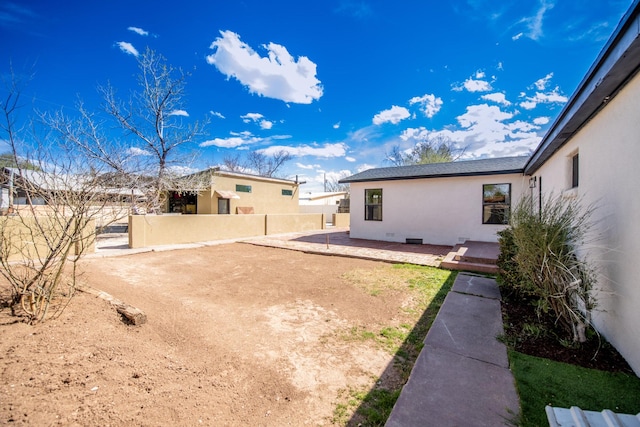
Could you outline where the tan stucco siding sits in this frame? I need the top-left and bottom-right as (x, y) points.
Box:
(531, 71), (640, 374)
(198, 174), (299, 215)
(348, 173), (527, 246)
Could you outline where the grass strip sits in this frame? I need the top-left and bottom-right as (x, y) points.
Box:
(509, 350), (640, 427)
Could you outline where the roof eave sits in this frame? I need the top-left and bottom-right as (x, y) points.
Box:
(524, 0), (640, 175)
(339, 168), (525, 184)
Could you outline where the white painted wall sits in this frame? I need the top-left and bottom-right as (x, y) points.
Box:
(349, 173), (528, 246)
(531, 71), (640, 375)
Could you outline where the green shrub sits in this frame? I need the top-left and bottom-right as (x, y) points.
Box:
(499, 193), (597, 343)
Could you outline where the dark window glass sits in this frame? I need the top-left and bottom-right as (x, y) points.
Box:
(218, 198), (230, 214)
(235, 184), (252, 193)
(365, 189), (382, 221)
(282, 189), (293, 196)
(572, 153), (579, 188)
(482, 184), (511, 224)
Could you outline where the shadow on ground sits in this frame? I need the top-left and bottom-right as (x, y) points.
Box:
(345, 270), (458, 426)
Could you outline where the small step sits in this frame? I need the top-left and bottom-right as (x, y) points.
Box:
(441, 241), (500, 274)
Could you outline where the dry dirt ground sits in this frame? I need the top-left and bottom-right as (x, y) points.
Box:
(1, 243), (423, 426)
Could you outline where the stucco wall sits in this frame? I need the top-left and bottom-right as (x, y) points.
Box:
(1, 216), (95, 261)
(333, 213), (350, 228)
(348, 173), (527, 246)
(129, 213), (325, 248)
(265, 214), (325, 235)
(530, 71), (640, 374)
(198, 174), (299, 215)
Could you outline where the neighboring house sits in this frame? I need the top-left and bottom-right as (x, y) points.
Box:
(168, 168), (300, 215)
(341, 0), (640, 374)
(299, 191), (348, 215)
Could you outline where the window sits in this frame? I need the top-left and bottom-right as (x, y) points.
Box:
(235, 184), (252, 193)
(482, 184), (510, 225)
(281, 189), (293, 196)
(365, 189), (382, 221)
(571, 153), (579, 188)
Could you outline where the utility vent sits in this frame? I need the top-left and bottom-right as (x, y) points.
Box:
(406, 238), (423, 245)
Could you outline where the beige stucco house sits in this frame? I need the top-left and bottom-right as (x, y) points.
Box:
(341, 1), (640, 374)
(167, 168), (300, 215)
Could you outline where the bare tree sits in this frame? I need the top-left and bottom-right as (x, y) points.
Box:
(222, 153), (245, 173)
(0, 74), (131, 323)
(245, 149), (292, 178)
(387, 135), (465, 166)
(325, 171), (351, 194)
(47, 48), (210, 214)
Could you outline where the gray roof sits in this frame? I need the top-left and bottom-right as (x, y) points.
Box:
(339, 156), (528, 183)
(525, 0), (640, 174)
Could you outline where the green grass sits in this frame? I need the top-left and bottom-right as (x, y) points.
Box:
(334, 264), (456, 425)
(509, 350), (640, 427)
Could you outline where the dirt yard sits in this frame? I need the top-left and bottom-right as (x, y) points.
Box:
(0, 243), (431, 426)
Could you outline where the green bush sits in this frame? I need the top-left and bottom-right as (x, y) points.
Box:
(498, 193), (597, 343)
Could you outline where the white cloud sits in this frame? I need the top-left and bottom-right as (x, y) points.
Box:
(127, 26), (148, 36)
(400, 101), (542, 158)
(200, 136), (254, 148)
(128, 147), (151, 156)
(345, 156), (356, 162)
(357, 164), (375, 173)
(409, 94), (443, 118)
(481, 92), (511, 106)
(333, 121), (341, 129)
(259, 142), (347, 158)
(512, 32), (524, 41)
(533, 116), (550, 125)
(520, 87), (568, 110)
(534, 73), (553, 90)
(241, 112), (264, 122)
(116, 41), (139, 57)
(210, 111), (225, 119)
(463, 77), (492, 92)
(520, 0), (555, 41)
(372, 105), (411, 125)
(241, 112), (273, 130)
(206, 30), (323, 104)
(296, 162), (320, 170)
(168, 109), (189, 117)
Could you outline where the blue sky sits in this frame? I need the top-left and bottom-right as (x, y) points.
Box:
(1, 0), (633, 192)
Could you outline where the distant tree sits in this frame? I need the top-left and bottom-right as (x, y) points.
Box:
(245, 149), (292, 178)
(325, 171), (351, 194)
(222, 153), (244, 173)
(387, 135), (465, 166)
(0, 152), (40, 171)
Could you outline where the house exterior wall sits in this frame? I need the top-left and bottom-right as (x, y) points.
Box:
(348, 173), (527, 246)
(198, 174), (299, 215)
(531, 71), (640, 374)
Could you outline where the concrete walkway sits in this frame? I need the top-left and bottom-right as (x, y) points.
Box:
(386, 273), (520, 426)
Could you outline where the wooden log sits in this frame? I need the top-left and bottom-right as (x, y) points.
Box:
(115, 303), (147, 325)
(82, 287), (147, 325)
